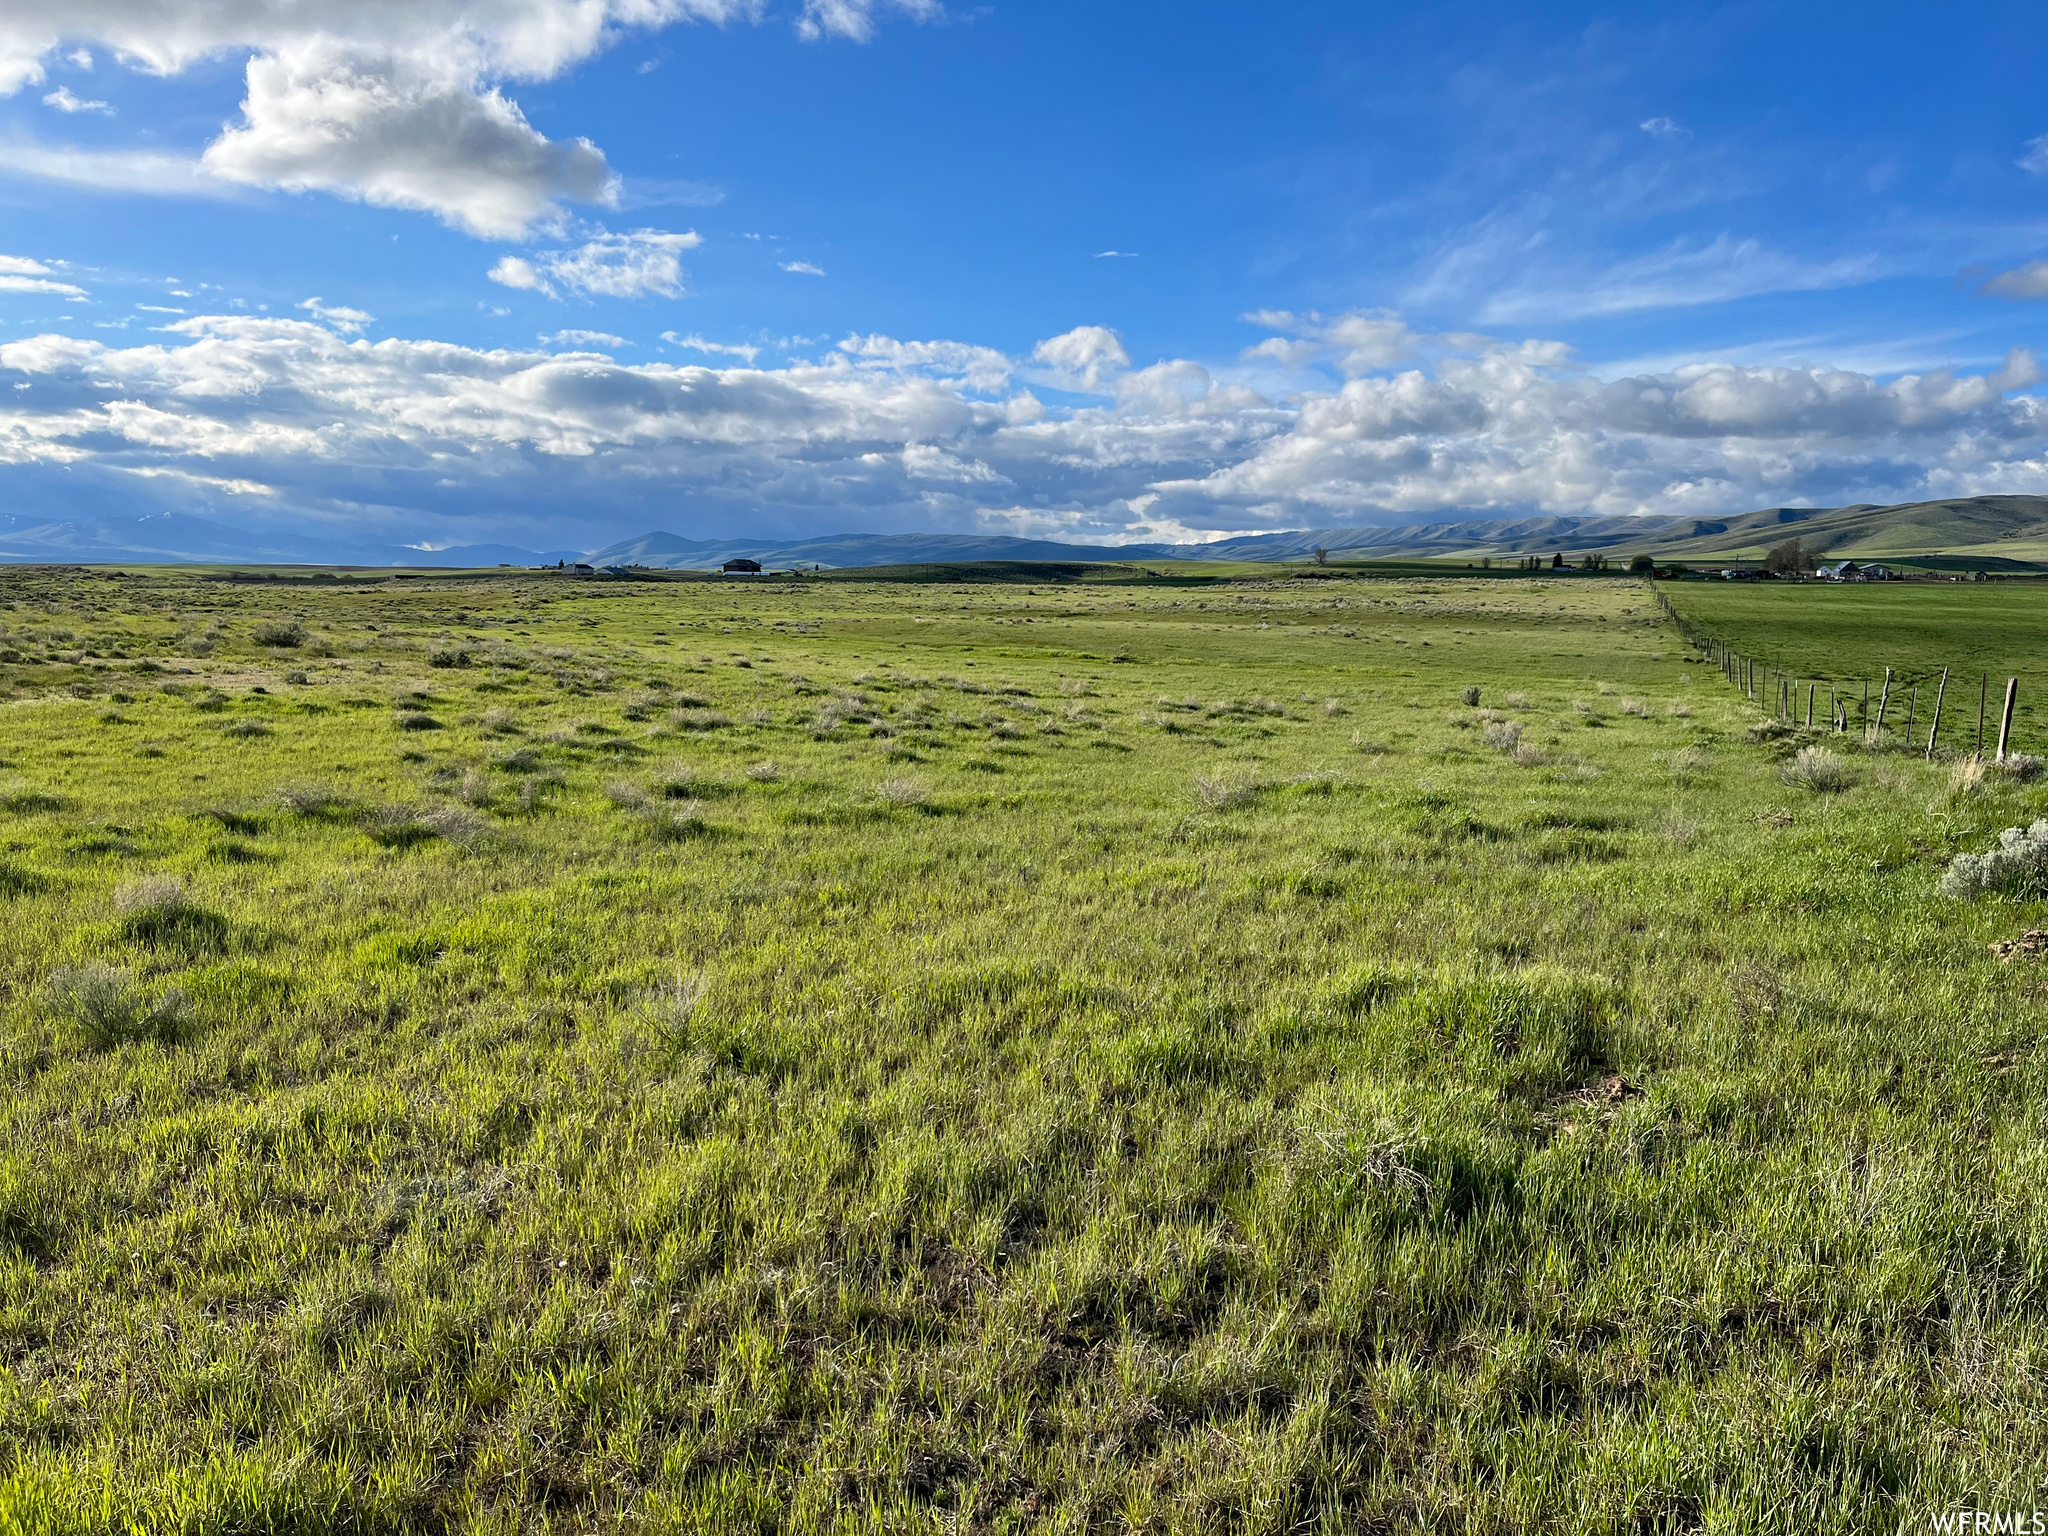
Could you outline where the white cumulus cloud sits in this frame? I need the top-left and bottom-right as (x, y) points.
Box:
(42, 85), (109, 112)
(0, 1), (933, 237)
(542, 328), (630, 348)
(297, 297), (374, 333)
(0, 254), (85, 298)
(780, 260), (826, 276)
(490, 229), (700, 298)
(1983, 260), (2048, 301)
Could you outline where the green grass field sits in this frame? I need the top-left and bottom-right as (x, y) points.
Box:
(1, 568), (2045, 1532)
(1667, 581), (2048, 749)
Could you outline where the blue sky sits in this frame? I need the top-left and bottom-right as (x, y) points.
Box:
(2, 0), (2048, 551)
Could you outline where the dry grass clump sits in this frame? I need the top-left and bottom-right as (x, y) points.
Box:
(394, 711), (442, 732)
(1666, 701), (1691, 718)
(221, 719), (272, 738)
(1596, 682), (1617, 696)
(1618, 698), (1650, 717)
(275, 782), (353, 819)
(652, 762), (697, 799)
(1322, 698), (1345, 717)
(1510, 742), (1546, 768)
(641, 801), (708, 840)
(1949, 756), (1986, 797)
(364, 804), (486, 849)
(457, 769), (493, 808)
(604, 780), (652, 812)
(745, 761), (780, 783)
(1671, 746), (1714, 777)
(481, 707), (519, 734)
(672, 708), (732, 732)
(1781, 746), (1853, 793)
(48, 964), (192, 1049)
(1058, 678), (1094, 697)
(1502, 692), (1529, 708)
(876, 777), (931, 808)
(1193, 772), (1263, 810)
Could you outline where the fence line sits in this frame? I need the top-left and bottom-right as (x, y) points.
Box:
(1648, 580), (2022, 760)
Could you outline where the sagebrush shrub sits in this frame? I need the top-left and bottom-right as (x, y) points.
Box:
(252, 620), (304, 647)
(1460, 686), (1481, 706)
(1481, 720), (1523, 753)
(49, 964), (192, 1049)
(1943, 820), (2048, 898)
(1671, 746), (1713, 775)
(1781, 746), (1852, 793)
(1996, 754), (2046, 783)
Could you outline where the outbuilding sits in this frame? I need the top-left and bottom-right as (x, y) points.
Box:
(722, 558), (764, 574)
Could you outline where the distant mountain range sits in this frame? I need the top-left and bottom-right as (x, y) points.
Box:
(1, 496), (2045, 569)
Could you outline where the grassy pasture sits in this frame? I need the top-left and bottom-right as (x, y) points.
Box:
(0, 568), (2044, 1532)
(1668, 581), (2048, 748)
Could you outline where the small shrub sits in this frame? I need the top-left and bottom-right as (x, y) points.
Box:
(427, 646), (473, 669)
(49, 964), (192, 1049)
(1502, 692), (1529, 708)
(1459, 686), (1481, 706)
(494, 747), (541, 772)
(745, 761), (780, 783)
(1619, 698), (1649, 717)
(673, 708), (732, 732)
(1746, 717), (1793, 743)
(1481, 720), (1523, 753)
(457, 769), (492, 807)
(363, 804), (485, 849)
(221, 719), (272, 738)
(1322, 698), (1345, 717)
(1944, 820), (2048, 898)
(1781, 746), (1853, 793)
(1996, 754), (2046, 783)
(1666, 701), (1691, 718)
(1510, 742), (1546, 768)
(653, 762), (696, 799)
(252, 620), (304, 648)
(394, 711), (442, 731)
(481, 707), (519, 734)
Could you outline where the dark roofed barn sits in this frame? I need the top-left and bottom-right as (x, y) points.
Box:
(722, 558), (764, 574)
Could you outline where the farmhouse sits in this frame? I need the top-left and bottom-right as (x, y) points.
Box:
(722, 558), (764, 574)
(1816, 560), (1899, 582)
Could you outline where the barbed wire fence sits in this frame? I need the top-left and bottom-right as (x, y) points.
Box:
(1649, 581), (2024, 761)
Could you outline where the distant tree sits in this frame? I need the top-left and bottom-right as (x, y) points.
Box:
(1765, 537), (1813, 576)
(1579, 552), (1608, 572)
(1551, 553), (1566, 569)
(1629, 553), (1655, 574)
(1312, 546), (1332, 566)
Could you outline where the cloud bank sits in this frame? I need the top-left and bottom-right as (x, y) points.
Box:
(0, 310), (2042, 547)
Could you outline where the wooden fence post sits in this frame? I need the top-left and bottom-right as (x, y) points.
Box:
(1926, 668), (1948, 760)
(1979, 673), (1988, 757)
(1875, 668), (1892, 738)
(1905, 685), (1916, 744)
(1806, 682), (1814, 729)
(1997, 677), (2019, 762)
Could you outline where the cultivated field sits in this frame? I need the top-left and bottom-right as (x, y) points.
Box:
(1670, 582), (2048, 748)
(0, 568), (2043, 1532)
